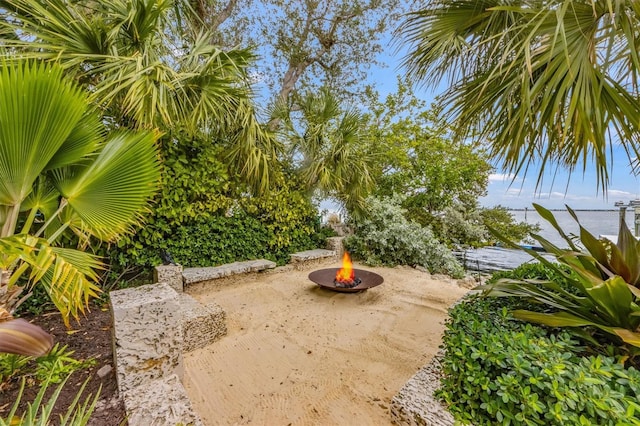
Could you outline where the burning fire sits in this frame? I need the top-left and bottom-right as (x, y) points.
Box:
(335, 252), (355, 283)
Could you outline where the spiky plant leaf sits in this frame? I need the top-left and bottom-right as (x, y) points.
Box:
(484, 205), (640, 350)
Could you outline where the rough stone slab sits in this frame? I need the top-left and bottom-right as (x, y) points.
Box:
(182, 259), (276, 285)
(123, 374), (203, 426)
(110, 283), (184, 394)
(390, 354), (455, 426)
(177, 293), (227, 352)
(290, 249), (336, 262)
(154, 264), (184, 292)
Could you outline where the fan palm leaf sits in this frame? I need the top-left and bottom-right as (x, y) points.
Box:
(0, 60), (159, 346)
(56, 130), (161, 241)
(0, 61), (87, 224)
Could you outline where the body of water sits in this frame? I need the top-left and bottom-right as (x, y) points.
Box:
(459, 209), (637, 273)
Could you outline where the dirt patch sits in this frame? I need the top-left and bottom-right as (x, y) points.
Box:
(0, 305), (126, 426)
(184, 263), (469, 425)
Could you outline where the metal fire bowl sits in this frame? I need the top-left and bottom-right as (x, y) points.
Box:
(308, 268), (384, 293)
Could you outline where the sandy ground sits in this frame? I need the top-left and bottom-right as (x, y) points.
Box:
(183, 262), (470, 426)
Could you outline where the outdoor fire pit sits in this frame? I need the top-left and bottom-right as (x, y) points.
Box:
(308, 252), (384, 293)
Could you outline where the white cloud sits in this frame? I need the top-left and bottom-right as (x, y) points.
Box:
(505, 188), (522, 196)
(488, 173), (516, 182)
(607, 189), (636, 198)
(536, 192), (593, 201)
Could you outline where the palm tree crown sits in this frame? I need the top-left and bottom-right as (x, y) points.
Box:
(399, 0), (640, 191)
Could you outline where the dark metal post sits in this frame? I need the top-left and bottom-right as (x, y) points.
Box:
(615, 201), (627, 234)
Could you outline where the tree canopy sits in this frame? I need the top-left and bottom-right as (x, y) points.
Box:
(0, 0), (277, 190)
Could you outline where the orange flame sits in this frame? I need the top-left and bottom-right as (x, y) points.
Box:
(335, 252), (355, 283)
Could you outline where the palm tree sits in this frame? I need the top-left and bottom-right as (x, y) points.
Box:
(275, 89), (375, 214)
(0, 0), (276, 190)
(0, 60), (160, 355)
(399, 0), (640, 191)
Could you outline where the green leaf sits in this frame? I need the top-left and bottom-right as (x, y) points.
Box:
(0, 60), (86, 206)
(59, 130), (161, 241)
(584, 276), (633, 327)
(513, 310), (600, 328)
(533, 204), (579, 251)
(613, 328), (640, 348)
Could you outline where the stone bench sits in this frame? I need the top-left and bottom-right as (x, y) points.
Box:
(182, 259), (276, 287)
(289, 249), (337, 269)
(390, 354), (455, 426)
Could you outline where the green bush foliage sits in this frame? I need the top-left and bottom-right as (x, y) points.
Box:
(486, 262), (574, 287)
(438, 293), (640, 425)
(344, 196), (463, 277)
(427, 206), (487, 248)
(108, 135), (327, 277)
(480, 205), (540, 245)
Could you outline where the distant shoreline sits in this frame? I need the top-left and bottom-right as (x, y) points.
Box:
(507, 209), (619, 212)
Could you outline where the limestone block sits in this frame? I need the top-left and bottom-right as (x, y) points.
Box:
(182, 259), (276, 285)
(177, 293), (227, 352)
(154, 264), (184, 292)
(390, 354), (455, 426)
(289, 249), (337, 270)
(290, 249), (336, 263)
(326, 237), (345, 258)
(123, 374), (203, 426)
(110, 283), (184, 394)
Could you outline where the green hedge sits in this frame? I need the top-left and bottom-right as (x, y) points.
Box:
(104, 134), (331, 283)
(111, 208), (329, 270)
(438, 264), (640, 425)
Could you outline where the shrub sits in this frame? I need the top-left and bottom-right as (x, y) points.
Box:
(480, 205), (540, 246)
(344, 196), (464, 277)
(486, 262), (574, 287)
(107, 137), (327, 281)
(481, 204), (640, 350)
(0, 343), (95, 385)
(438, 294), (640, 425)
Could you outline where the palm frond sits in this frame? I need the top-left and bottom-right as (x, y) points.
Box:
(0, 60), (87, 206)
(56, 130), (161, 241)
(36, 247), (102, 327)
(399, 0), (640, 190)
